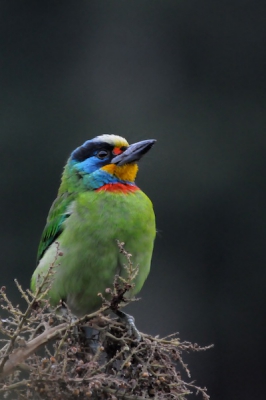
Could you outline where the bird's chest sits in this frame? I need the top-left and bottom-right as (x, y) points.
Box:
(65, 190), (153, 246)
(50, 189), (154, 315)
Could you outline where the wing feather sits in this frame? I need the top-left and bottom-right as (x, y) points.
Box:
(36, 192), (75, 263)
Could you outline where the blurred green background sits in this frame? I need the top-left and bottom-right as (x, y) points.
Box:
(1, 1), (265, 398)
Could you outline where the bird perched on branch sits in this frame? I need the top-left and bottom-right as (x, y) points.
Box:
(31, 134), (156, 322)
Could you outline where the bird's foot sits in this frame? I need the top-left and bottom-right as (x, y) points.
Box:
(115, 310), (141, 341)
(80, 326), (100, 354)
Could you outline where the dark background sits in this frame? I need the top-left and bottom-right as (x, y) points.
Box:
(1, 1), (266, 399)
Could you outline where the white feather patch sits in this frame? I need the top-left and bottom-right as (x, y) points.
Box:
(96, 134), (129, 148)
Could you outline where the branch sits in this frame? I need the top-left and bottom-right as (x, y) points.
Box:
(0, 322), (67, 378)
(0, 242), (212, 399)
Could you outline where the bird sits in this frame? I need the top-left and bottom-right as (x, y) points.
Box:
(31, 134), (156, 323)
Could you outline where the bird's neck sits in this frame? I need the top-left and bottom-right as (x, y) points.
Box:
(59, 165), (138, 193)
(96, 182), (139, 193)
(91, 169), (138, 192)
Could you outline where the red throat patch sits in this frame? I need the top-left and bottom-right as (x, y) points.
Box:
(96, 183), (139, 193)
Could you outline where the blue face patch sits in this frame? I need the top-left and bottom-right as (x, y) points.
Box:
(72, 156), (108, 174)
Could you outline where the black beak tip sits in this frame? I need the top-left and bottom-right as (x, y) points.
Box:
(141, 138), (156, 154)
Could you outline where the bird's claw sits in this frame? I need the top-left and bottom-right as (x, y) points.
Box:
(81, 326), (100, 354)
(115, 310), (142, 341)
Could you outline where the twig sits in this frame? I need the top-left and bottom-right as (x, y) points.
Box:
(0, 323), (68, 378)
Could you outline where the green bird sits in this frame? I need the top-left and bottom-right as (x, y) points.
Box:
(31, 134), (156, 320)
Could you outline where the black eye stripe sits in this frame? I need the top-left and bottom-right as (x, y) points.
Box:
(72, 142), (113, 162)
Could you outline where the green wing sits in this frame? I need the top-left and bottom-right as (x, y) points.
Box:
(37, 192), (75, 263)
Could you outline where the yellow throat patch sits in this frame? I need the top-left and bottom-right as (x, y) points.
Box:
(102, 164), (139, 182)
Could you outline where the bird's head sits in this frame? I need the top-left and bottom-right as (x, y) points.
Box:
(61, 134), (156, 191)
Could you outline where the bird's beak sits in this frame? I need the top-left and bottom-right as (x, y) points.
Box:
(111, 139), (156, 166)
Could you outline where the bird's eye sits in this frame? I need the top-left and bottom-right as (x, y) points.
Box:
(96, 150), (109, 159)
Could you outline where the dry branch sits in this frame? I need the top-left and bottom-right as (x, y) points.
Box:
(0, 243), (212, 399)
